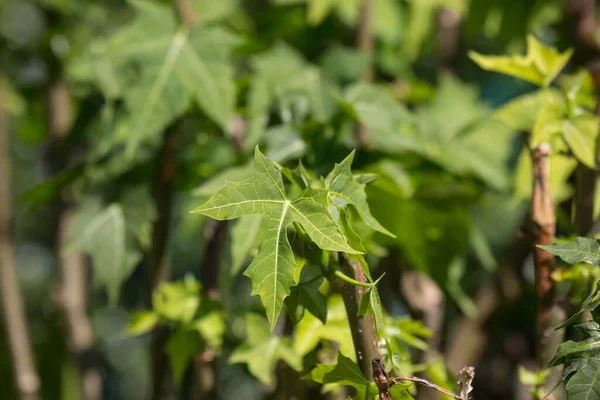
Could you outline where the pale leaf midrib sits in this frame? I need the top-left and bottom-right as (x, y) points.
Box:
(126, 28), (189, 157)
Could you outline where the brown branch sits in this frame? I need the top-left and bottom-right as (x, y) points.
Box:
(531, 143), (565, 393)
(47, 79), (102, 400)
(372, 358), (464, 400)
(436, 8), (462, 74)
(0, 77), (41, 400)
(335, 255), (380, 378)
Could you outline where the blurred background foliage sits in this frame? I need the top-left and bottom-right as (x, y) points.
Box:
(1, 0), (598, 399)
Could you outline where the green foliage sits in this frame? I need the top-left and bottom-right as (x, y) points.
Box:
(83, 0), (239, 158)
(128, 275), (225, 384)
(469, 35), (572, 87)
(67, 187), (156, 304)
(192, 148), (362, 330)
(540, 237), (600, 267)
(229, 313), (302, 384)
(548, 322), (600, 399)
(518, 366), (550, 399)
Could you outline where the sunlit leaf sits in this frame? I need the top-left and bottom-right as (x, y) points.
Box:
(540, 237), (600, 266)
(469, 35), (573, 87)
(192, 147), (360, 329)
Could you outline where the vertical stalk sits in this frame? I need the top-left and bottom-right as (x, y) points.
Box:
(436, 7), (461, 74)
(531, 143), (565, 395)
(356, 0), (374, 147)
(148, 130), (177, 400)
(0, 77), (41, 399)
(48, 79), (102, 400)
(336, 255), (380, 378)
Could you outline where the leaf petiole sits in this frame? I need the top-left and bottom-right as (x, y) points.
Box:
(334, 270), (373, 287)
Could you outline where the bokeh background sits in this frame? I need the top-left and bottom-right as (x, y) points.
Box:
(1, 0), (599, 399)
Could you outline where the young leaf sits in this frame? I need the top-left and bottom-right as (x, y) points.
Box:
(191, 147), (361, 330)
(469, 35), (573, 87)
(561, 117), (598, 168)
(229, 314), (302, 384)
(127, 311), (159, 335)
(325, 151), (395, 237)
(294, 295), (354, 358)
(539, 237), (600, 266)
(305, 353), (376, 400)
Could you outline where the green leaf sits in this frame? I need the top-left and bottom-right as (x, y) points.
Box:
(447, 257), (476, 317)
(469, 35), (573, 87)
(556, 281), (600, 331)
(229, 314), (302, 384)
(192, 147), (360, 330)
(152, 275), (201, 323)
(547, 322), (600, 399)
(494, 89), (563, 131)
(127, 311), (159, 335)
(230, 215), (266, 276)
(192, 300), (225, 350)
(67, 199), (138, 305)
(101, 0), (239, 156)
(340, 82), (412, 137)
(562, 117), (598, 168)
(539, 237), (600, 266)
(305, 353), (375, 400)
(325, 151), (395, 237)
(285, 262), (327, 324)
(165, 328), (201, 385)
(294, 295), (354, 358)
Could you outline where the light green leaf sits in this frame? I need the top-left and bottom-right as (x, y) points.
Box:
(294, 295), (354, 358)
(530, 99), (564, 148)
(305, 353), (374, 400)
(165, 328), (201, 385)
(127, 311), (159, 335)
(67, 199), (138, 304)
(340, 82), (412, 136)
(325, 151), (394, 237)
(539, 237), (600, 267)
(152, 275), (201, 323)
(192, 300), (225, 350)
(494, 89), (563, 131)
(230, 215), (266, 276)
(229, 314), (302, 384)
(562, 117), (598, 168)
(101, 0), (239, 156)
(469, 35), (573, 87)
(192, 148), (360, 330)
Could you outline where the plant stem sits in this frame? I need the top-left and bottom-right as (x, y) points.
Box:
(531, 143), (565, 394)
(437, 7), (461, 74)
(336, 254), (380, 377)
(0, 76), (41, 400)
(334, 270), (373, 288)
(47, 79), (102, 400)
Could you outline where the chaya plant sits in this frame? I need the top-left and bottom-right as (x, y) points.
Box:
(470, 34), (599, 396)
(539, 237), (600, 399)
(191, 147), (472, 399)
